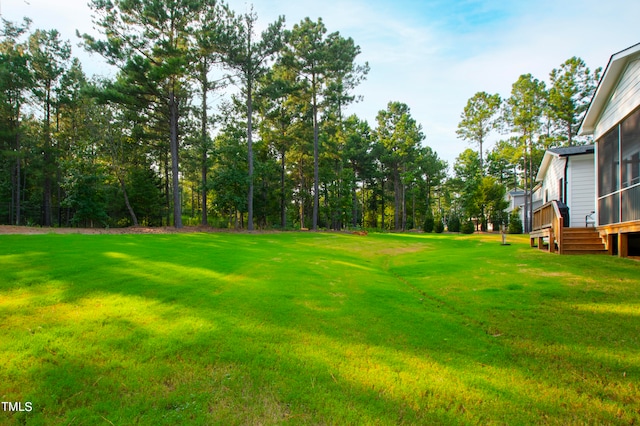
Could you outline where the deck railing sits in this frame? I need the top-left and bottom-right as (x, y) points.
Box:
(532, 201), (566, 254)
(533, 201), (558, 231)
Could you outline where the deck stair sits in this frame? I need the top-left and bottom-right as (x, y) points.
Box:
(560, 228), (607, 255)
(530, 201), (607, 255)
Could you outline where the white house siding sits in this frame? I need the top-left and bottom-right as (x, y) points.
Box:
(541, 156), (566, 204)
(568, 155), (596, 227)
(595, 58), (640, 140)
(506, 191), (525, 227)
(532, 187), (544, 211)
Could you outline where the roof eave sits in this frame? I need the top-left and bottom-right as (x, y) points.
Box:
(579, 42), (640, 136)
(535, 151), (557, 182)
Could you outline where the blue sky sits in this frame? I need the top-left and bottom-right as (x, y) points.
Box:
(3, 0), (639, 166)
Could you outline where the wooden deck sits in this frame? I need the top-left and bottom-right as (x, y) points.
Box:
(597, 222), (640, 258)
(530, 201), (606, 255)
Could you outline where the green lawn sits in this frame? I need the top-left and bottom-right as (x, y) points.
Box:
(0, 231), (639, 424)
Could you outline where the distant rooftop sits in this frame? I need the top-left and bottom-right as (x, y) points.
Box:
(535, 145), (595, 182)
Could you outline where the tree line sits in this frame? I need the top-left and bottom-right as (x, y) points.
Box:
(0, 0), (447, 231)
(0, 0), (601, 233)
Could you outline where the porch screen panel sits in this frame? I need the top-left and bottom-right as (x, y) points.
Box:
(621, 108), (640, 188)
(599, 193), (620, 225)
(622, 185), (640, 222)
(598, 126), (620, 197)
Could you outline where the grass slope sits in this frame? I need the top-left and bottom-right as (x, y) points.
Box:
(0, 232), (639, 424)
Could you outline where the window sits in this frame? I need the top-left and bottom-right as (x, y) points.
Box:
(598, 126), (619, 197)
(621, 108), (640, 188)
(558, 178), (564, 203)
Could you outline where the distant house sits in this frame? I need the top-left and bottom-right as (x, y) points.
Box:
(506, 188), (543, 232)
(506, 189), (525, 225)
(535, 145), (595, 228)
(529, 144), (604, 254)
(579, 42), (640, 257)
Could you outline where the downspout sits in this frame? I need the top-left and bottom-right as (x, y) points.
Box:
(563, 156), (569, 206)
(561, 155), (570, 228)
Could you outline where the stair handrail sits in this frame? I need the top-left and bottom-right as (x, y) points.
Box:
(532, 200), (565, 254)
(533, 201), (564, 231)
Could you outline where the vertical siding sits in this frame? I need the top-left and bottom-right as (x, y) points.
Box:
(594, 59), (640, 139)
(568, 155), (596, 227)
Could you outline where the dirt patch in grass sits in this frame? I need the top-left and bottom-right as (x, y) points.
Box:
(377, 245), (426, 256)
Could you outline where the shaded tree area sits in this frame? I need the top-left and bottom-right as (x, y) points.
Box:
(1, 2), (602, 232)
(0, 3), (446, 230)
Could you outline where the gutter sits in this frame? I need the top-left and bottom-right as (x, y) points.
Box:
(563, 156), (569, 205)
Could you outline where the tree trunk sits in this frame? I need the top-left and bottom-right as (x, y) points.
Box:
(299, 158), (305, 228)
(362, 181), (366, 228)
(56, 106), (62, 227)
(523, 139), (530, 234)
(247, 77), (254, 231)
(381, 179), (386, 230)
(479, 139), (484, 175)
(169, 90), (182, 228)
(201, 153), (208, 226)
(312, 86), (320, 231)
(323, 184), (330, 229)
(201, 58), (209, 226)
(10, 158), (15, 225)
(164, 151), (170, 226)
(191, 183), (195, 218)
(43, 86), (52, 227)
(393, 167), (401, 230)
(412, 189), (416, 230)
(352, 183), (358, 228)
(401, 183), (406, 231)
(528, 136), (533, 233)
(15, 132), (21, 226)
(118, 175), (139, 227)
(56, 165), (62, 227)
(280, 148), (286, 228)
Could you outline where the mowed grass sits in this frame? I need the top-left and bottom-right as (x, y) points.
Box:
(0, 231), (639, 425)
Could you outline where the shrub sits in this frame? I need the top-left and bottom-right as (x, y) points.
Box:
(508, 209), (523, 234)
(434, 219), (445, 233)
(461, 220), (475, 234)
(447, 214), (461, 233)
(423, 211), (434, 233)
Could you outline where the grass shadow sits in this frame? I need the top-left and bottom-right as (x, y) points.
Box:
(1, 232), (639, 423)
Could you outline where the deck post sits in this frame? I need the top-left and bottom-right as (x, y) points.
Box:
(618, 233), (629, 258)
(549, 229), (556, 253)
(606, 233), (615, 256)
(557, 216), (564, 255)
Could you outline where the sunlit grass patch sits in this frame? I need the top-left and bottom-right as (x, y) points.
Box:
(0, 232), (639, 424)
